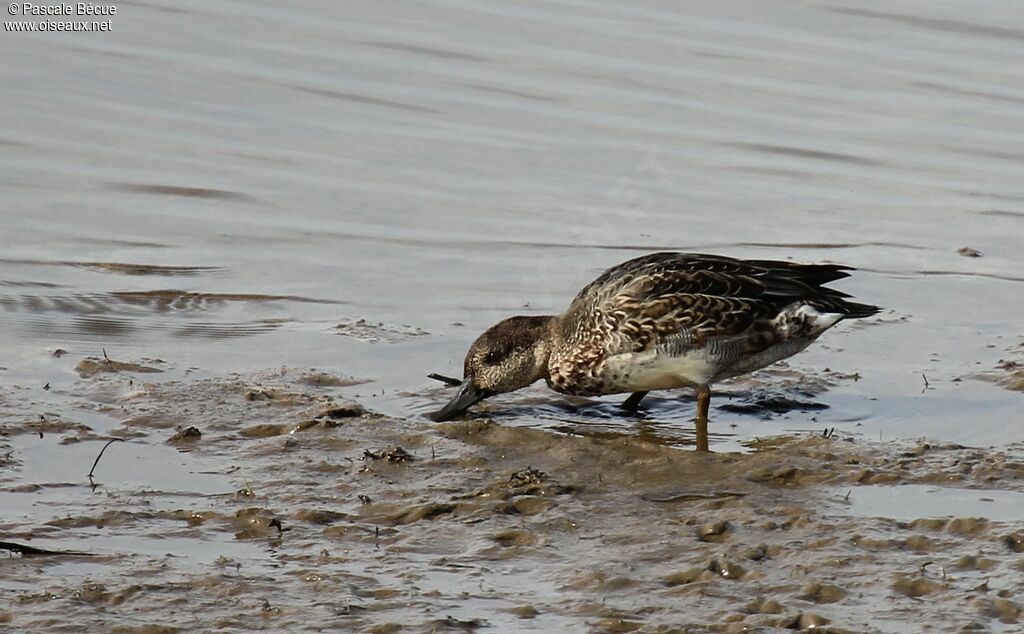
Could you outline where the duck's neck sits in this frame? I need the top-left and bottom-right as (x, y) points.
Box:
(518, 315), (559, 380)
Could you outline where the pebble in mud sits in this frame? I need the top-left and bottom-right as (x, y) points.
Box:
(697, 520), (733, 543)
(167, 426), (201, 444)
(893, 575), (946, 598)
(462, 466), (574, 502)
(778, 612), (832, 630)
(797, 582), (847, 604)
(245, 388), (275, 401)
(363, 446), (413, 463)
(708, 557), (747, 580)
(233, 508), (285, 539)
(508, 466), (547, 488)
(506, 466), (574, 496)
(1003, 532), (1024, 553)
(742, 544), (770, 561)
(490, 529), (539, 547)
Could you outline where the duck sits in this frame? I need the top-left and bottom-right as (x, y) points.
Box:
(428, 252), (878, 451)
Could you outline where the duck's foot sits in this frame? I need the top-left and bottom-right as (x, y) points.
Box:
(621, 391), (649, 412)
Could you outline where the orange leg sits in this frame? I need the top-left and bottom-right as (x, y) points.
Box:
(695, 385), (711, 452)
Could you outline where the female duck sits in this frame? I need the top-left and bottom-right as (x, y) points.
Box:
(429, 252), (878, 451)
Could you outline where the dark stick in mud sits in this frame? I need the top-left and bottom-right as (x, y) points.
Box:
(427, 373), (462, 387)
(0, 541), (91, 557)
(87, 438), (125, 480)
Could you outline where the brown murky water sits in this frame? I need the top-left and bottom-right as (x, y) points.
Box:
(2, 0), (1024, 631)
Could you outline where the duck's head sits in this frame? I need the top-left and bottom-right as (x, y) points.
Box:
(428, 315), (554, 421)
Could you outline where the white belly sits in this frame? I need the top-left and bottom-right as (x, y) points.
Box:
(599, 349), (716, 392)
(597, 334), (820, 392)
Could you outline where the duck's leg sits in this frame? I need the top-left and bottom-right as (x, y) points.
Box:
(621, 391), (649, 412)
(695, 385), (711, 452)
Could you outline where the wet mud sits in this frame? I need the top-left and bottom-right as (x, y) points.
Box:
(3, 366), (1024, 632)
(970, 347), (1024, 393)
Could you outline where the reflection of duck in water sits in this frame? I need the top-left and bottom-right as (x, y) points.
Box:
(429, 252), (878, 451)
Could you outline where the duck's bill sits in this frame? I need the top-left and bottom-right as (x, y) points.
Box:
(427, 382), (492, 421)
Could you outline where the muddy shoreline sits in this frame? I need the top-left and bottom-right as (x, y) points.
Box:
(3, 365), (1023, 632)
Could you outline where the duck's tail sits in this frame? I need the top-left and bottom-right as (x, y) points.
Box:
(837, 300), (881, 319)
(809, 298), (881, 320)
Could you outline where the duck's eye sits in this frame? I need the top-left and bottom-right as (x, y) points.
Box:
(484, 350), (502, 364)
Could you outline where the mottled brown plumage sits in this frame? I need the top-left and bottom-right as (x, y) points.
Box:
(429, 252), (878, 451)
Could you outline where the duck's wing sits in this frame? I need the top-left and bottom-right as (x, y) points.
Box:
(599, 275), (778, 354)
(570, 252), (875, 355)
(573, 252), (852, 306)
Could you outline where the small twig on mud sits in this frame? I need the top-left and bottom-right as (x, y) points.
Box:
(921, 373), (931, 393)
(87, 438), (125, 480)
(427, 373), (462, 387)
(102, 348), (110, 362)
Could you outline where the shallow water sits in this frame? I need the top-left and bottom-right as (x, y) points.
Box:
(2, 0), (1024, 631)
(836, 484), (1024, 522)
